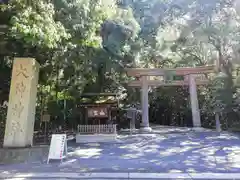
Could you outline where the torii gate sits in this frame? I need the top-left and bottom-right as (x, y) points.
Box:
(126, 66), (215, 132)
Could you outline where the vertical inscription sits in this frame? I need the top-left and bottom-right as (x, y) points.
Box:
(12, 102), (24, 118)
(16, 82), (26, 98)
(10, 63), (29, 136)
(16, 64), (29, 79)
(4, 58), (40, 147)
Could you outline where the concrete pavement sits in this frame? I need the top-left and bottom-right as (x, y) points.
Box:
(0, 127), (240, 179)
(1, 172), (240, 179)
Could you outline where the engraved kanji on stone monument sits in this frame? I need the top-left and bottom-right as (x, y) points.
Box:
(4, 58), (40, 148)
(9, 119), (23, 136)
(16, 64), (29, 79)
(12, 102), (24, 118)
(15, 81), (26, 98)
(8, 62), (29, 137)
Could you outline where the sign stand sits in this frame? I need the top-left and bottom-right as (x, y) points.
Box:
(47, 134), (68, 164)
(41, 114), (50, 143)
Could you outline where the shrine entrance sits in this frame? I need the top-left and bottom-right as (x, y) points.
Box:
(126, 66), (215, 132)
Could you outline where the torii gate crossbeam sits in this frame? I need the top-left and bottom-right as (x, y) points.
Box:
(125, 66), (215, 132)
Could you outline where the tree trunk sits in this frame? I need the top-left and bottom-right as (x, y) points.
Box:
(217, 48), (234, 129)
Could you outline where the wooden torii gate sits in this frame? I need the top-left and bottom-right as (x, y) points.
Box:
(126, 66), (215, 132)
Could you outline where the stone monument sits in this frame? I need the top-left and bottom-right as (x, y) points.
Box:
(3, 58), (39, 148)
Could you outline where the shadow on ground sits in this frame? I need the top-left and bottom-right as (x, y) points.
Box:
(0, 128), (240, 174)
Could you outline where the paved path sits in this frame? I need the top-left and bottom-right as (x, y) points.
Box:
(1, 172), (240, 179)
(0, 127), (240, 179)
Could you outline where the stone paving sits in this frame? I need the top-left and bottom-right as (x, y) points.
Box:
(0, 128), (240, 176)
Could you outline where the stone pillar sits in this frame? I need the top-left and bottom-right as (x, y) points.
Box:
(131, 108), (136, 130)
(215, 113), (221, 132)
(235, 0), (240, 16)
(189, 74), (201, 127)
(4, 58), (40, 148)
(140, 76), (151, 132)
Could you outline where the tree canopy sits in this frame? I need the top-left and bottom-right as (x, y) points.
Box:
(1, 0), (240, 132)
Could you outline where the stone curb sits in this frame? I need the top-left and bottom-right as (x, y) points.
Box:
(1, 172), (240, 179)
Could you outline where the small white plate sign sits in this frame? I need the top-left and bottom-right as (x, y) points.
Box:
(47, 134), (67, 164)
(42, 114), (50, 122)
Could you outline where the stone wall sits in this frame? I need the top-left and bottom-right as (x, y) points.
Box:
(76, 134), (117, 143)
(0, 146), (48, 164)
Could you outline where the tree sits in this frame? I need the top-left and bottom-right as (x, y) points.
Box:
(100, 7), (140, 64)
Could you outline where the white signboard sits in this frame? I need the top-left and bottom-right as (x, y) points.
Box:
(47, 134), (67, 164)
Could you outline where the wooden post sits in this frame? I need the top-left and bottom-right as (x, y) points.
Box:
(140, 76), (152, 132)
(85, 107), (88, 125)
(189, 74), (201, 127)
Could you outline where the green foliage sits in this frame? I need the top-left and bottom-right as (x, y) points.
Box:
(52, 0), (125, 95)
(101, 7), (140, 60)
(210, 72), (230, 113)
(0, 101), (7, 146)
(47, 100), (62, 117)
(1, 0), (240, 130)
(54, 0), (115, 46)
(8, 0), (70, 49)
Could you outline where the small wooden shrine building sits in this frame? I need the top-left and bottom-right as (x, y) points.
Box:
(77, 93), (119, 125)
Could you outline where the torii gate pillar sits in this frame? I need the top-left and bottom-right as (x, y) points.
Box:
(140, 76), (152, 132)
(189, 75), (201, 127)
(126, 66), (215, 130)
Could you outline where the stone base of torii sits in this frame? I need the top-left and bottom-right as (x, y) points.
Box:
(126, 66), (215, 132)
